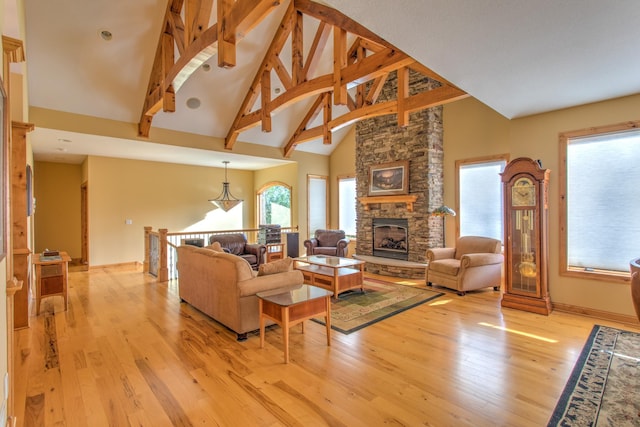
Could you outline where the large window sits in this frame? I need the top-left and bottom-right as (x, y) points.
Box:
(561, 121), (640, 280)
(338, 175), (356, 238)
(307, 175), (328, 237)
(456, 155), (508, 242)
(257, 182), (291, 227)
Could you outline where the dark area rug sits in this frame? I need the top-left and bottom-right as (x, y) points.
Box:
(548, 324), (640, 426)
(311, 278), (443, 334)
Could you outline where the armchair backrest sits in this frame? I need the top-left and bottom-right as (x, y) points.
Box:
(209, 233), (248, 256)
(315, 229), (346, 247)
(454, 236), (501, 259)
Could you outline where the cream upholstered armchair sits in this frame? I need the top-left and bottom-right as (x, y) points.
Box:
(304, 229), (349, 257)
(426, 236), (503, 296)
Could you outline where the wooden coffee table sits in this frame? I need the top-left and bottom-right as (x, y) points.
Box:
(257, 284), (333, 364)
(293, 255), (365, 298)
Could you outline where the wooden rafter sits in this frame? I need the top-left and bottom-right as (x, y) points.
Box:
(138, 0), (281, 137)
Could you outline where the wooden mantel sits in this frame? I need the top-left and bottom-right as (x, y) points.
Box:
(358, 195), (419, 212)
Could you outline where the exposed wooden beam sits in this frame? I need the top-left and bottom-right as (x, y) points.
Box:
(397, 67), (409, 127)
(283, 95), (324, 157)
(322, 92), (332, 145)
(403, 84), (469, 113)
(225, 2), (295, 149)
(268, 74), (333, 115)
(302, 21), (331, 79)
(286, 83), (469, 144)
(294, 0), (392, 49)
(217, 0), (235, 67)
(341, 48), (413, 86)
(292, 10), (304, 85)
(186, 0), (213, 43)
(365, 73), (388, 106)
(261, 70), (272, 132)
(333, 26), (347, 105)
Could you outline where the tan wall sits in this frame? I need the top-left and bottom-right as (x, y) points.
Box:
(33, 162), (82, 258)
(86, 156), (255, 266)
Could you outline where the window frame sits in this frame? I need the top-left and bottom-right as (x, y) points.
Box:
(559, 120), (640, 283)
(307, 174), (328, 238)
(256, 181), (292, 228)
(455, 154), (509, 241)
(337, 174), (356, 239)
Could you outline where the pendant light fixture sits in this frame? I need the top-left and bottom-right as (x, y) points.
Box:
(209, 161), (243, 211)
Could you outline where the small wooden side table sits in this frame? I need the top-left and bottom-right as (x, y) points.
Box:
(265, 243), (284, 262)
(257, 284), (333, 363)
(33, 251), (71, 315)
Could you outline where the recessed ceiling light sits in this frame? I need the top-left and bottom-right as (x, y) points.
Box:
(99, 29), (113, 41)
(57, 138), (72, 143)
(202, 63), (211, 72)
(186, 97), (201, 109)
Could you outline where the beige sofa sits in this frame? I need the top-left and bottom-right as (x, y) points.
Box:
(426, 236), (503, 296)
(176, 245), (303, 340)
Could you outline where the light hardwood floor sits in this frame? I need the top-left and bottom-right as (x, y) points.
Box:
(12, 266), (640, 426)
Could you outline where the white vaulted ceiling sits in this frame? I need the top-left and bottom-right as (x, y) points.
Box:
(20, 0), (640, 168)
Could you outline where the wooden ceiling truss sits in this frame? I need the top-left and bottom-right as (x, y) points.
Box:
(139, 0), (468, 157)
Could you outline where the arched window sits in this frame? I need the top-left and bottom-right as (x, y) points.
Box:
(257, 182), (292, 227)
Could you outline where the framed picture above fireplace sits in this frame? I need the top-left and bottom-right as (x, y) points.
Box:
(368, 160), (409, 196)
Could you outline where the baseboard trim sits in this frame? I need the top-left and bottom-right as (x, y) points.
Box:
(553, 302), (639, 326)
(89, 261), (142, 271)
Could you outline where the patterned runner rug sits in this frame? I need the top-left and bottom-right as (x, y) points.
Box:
(548, 324), (640, 426)
(311, 278), (443, 334)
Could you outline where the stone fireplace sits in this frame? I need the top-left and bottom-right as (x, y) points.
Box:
(355, 70), (444, 279)
(373, 218), (408, 260)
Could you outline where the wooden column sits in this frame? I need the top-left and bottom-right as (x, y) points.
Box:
(158, 228), (168, 282)
(143, 226), (152, 274)
(11, 121), (34, 329)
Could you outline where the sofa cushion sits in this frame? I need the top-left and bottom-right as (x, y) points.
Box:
(429, 259), (461, 276)
(314, 247), (338, 256)
(316, 229), (345, 247)
(205, 241), (224, 252)
(455, 236), (501, 259)
(258, 257), (293, 276)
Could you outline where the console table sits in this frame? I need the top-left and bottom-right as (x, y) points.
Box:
(33, 251), (71, 315)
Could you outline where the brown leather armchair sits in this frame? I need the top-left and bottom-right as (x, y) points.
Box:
(426, 236), (503, 296)
(304, 229), (349, 257)
(209, 233), (266, 269)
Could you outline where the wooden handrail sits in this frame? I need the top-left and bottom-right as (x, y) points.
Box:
(145, 226), (299, 281)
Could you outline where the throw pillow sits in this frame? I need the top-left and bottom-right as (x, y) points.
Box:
(205, 241), (224, 252)
(258, 257), (294, 276)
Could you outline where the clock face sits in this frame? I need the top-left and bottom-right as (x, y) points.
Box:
(512, 177), (535, 207)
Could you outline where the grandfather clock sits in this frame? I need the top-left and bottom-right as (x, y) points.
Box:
(501, 157), (551, 315)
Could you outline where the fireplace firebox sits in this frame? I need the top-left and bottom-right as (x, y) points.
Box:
(373, 218), (408, 260)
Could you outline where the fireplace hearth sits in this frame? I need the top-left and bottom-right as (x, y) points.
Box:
(373, 218), (408, 260)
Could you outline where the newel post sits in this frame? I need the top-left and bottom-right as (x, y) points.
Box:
(159, 228), (169, 282)
(143, 226), (152, 274)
